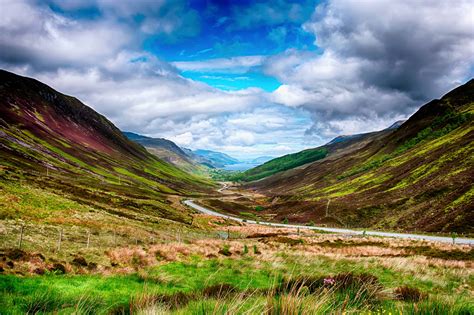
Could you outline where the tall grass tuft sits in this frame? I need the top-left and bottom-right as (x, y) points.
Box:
(21, 290), (62, 314)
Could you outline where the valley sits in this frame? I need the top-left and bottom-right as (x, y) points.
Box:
(0, 70), (473, 314)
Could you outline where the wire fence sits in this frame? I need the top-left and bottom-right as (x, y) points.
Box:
(0, 221), (239, 256)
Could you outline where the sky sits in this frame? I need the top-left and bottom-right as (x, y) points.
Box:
(1, 0), (473, 159)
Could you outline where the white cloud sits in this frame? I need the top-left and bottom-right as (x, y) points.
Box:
(1, 0), (472, 160)
(170, 132), (194, 146)
(266, 0), (474, 135)
(172, 56), (266, 73)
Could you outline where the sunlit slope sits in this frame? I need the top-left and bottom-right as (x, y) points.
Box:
(123, 132), (209, 175)
(0, 70), (215, 224)
(249, 80), (474, 234)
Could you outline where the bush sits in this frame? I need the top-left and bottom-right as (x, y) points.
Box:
(253, 245), (260, 255)
(394, 286), (425, 302)
(218, 245), (231, 256)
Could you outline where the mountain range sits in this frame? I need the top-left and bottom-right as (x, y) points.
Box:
(123, 132), (262, 170)
(241, 80), (473, 234)
(1, 69), (472, 234)
(0, 70), (214, 224)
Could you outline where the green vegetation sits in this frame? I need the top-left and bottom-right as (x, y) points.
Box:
(339, 111), (473, 179)
(1, 253), (472, 314)
(230, 147), (328, 182)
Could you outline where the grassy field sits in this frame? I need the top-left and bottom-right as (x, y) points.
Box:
(1, 221), (473, 314)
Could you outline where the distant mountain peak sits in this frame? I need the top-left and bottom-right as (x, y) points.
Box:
(386, 120), (406, 130)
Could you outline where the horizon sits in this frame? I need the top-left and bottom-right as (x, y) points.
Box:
(1, 0), (473, 159)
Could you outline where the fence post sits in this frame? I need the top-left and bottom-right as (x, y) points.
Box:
(86, 230), (90, 249)
(227, 228), (230, 240)
(57, 228), (63, 252)
(18, 225), (25, 249)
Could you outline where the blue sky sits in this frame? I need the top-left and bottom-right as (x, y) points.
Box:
(1, 0), (473, 159)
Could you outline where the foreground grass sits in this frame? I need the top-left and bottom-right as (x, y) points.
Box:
(1, 250), (472, 314)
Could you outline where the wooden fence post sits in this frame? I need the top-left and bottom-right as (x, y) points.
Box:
(86, 230), (90, 249)
(18, 226), (25, 249)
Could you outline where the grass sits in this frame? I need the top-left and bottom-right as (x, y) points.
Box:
(1, 216), (473, 313)
(227, 147), (328, 182)
(2, 249), (472, 314)
(338, 111), (473, 180)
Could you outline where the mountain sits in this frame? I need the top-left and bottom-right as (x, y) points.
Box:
(386, 120), (406, 130)
(250, 156), (274, 164)
(123, 132), (187, 158)
(326, 120), (406, 146)
(192, 149), (240, 168)
(123, 132), (206, 174)
(246, 80), (474, 234)
(0, 70), (214, 224)
(233, 129), (393, 182)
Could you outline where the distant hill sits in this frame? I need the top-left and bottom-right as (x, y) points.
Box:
(326, 120), (406, 146)
(250, 156), (274, 164)
(247, 79), (474, 234)
(0, 70), (214, 224)
(192, 149), (240, 168)
(123, 132), (206, 174)
(123, 132), (187, 157)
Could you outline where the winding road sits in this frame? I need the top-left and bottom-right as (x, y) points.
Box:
(184, 199), (474, 245)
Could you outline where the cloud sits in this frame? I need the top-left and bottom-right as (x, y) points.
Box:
(173, 56), (265, 73)
(1, 0), (472, 159)
(0, 0), (132, 71)
(229, 0), (316, 30)
(266, 0), (474, 134)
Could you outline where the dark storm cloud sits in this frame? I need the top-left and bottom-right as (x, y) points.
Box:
(1, 0), (472, 153)
(267, 0), (474, 137)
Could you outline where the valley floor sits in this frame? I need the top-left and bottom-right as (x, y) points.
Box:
(1, 221), (473, 314)
(1, 180), (473, 314)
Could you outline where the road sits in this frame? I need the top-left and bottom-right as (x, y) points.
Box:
(184, 199), (474, 245)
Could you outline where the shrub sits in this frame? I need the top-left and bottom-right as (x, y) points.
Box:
(253, 245), (260, 255)
(218, 245), (232, 256)
(394, 286), (425, 302)
(243, 244), (248, 254)
(71, 256), (88, 267)
(282, 218), (289, 224)
(255, 206), (264, 211)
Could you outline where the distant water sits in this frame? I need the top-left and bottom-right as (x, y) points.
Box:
(223, 163), (259, 171)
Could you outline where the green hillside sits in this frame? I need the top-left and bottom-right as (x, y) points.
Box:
(247, 79), (474, 234)
(231, 147), (328, 182)
(0, 70), (216, 241)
